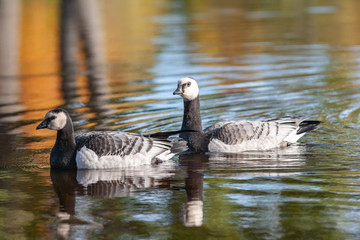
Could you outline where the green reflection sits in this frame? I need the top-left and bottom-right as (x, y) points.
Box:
(0, 170), (57, 239)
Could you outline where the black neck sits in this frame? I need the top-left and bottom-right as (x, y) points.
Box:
(181, 96), (203, 132)
(180, 96), (208, 152)
(51, 118), (77, 169)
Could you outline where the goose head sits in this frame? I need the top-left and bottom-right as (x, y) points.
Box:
(36, 108), (68, 131)
(173, 77), (199, 101)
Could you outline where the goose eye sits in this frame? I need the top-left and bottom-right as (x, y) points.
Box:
(186, 82), (191, 87)
(48, 116), (56, 121)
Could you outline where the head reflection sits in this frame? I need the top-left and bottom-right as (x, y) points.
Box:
(179, 146), (307, 228)
(179, 153), (208, 227)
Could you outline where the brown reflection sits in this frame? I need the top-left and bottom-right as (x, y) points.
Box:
(60, 0), (111, 129)
(60, 0), (78, 105)
(0, 0), (21, 119)
(0, 0), (22, 165)
(179, 153), (208, 227)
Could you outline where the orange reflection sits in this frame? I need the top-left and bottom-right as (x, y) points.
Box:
(19, 1), (62, 149)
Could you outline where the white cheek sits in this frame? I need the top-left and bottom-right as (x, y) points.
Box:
(183, 86), (199, 101)
(48, 122), (62, 130)
(48, 112), (67, 130)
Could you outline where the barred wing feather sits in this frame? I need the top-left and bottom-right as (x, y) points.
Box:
(75, 132), (172, 157)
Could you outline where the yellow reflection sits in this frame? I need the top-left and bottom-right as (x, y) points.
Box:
(103, 0), (167, 83)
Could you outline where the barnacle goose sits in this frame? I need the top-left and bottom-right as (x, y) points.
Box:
(36, 108), (189, 169)
(173, 77), (321, 153)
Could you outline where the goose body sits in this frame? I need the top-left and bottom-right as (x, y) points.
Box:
(173, 77), (321, 153)
(37, 108), (187, 169)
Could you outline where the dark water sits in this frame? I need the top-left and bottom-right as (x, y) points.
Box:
(1, 0), (360, 239)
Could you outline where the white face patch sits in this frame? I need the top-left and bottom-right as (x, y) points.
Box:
(177, 77), (199, 101)
(45, 111), (67, 130)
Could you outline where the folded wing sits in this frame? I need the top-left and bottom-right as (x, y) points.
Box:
(204, 117), (320, 152)
(75, 131), (172, 157)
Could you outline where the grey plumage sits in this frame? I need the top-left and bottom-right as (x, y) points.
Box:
(75, 132), (172, 157)
(169, 137), (189, 153)
(205, 118), (321, 146)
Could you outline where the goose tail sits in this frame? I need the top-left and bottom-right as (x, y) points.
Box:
(297, 120), (322, 134)
(144, 130), (196, 139)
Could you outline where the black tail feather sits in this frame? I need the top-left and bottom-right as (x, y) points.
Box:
(144, 130), (196, 139)
(297, 120), (322, 135)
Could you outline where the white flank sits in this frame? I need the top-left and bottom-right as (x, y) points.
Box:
(156, 150), (175, 161)
(208, 136), (283, 153)
(283, 131), (305, 143)
(75, 145), (174, 169)
(76, 146), (154, 169)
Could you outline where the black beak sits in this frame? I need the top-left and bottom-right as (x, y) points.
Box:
(173, 86), (183, 95)
(36, 119), (48, 130)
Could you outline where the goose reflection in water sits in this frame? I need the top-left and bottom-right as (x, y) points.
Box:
(179, 153), (207, 227)
(50, 163), (175, 239)
(179, 145), (309, 228)
(51, 147), (309, 236)
(207, 145), (308, 176)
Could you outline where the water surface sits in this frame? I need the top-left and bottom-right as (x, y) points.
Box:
(1, 0), (360, 239)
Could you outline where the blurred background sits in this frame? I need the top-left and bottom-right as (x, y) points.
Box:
(1, 0), (360, 239)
